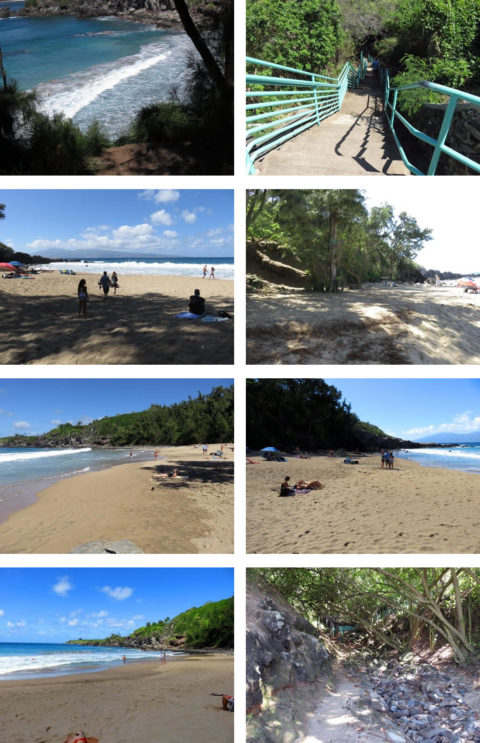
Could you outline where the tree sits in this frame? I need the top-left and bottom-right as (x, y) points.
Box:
(0, 203), (4, 220)
(368, 205), (432, 280)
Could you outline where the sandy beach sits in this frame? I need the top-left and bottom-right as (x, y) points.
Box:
(0, 272), (233, 364)
(247, 453), (480, 553)
(247, 284), (480, 364)
(0, 445), (234, 553)
(0, 655), (233, 743)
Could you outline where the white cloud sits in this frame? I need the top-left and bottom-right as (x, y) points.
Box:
(132, 614), (144, 621)
(150, 210), (173, 226)
(139, 189), (180, 204)
(100, 586), (133, 601)
(207, 228), (222, 237)
(59, 617), (67, 624)
(405, 411), (480, 438)
(6, 621), (14, 628)
(16, 620), (26, 627)
(163, 230), (178, 239)
(13, 421), (30, 430)
(53, 576), (73, 597)
(0, 609), (4, 616)
(50, 419), (62, 426)
(182, 210), (196, 224)
(68, 618), (79, 626)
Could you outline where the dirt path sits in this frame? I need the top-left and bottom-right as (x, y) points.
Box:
(302, 664), (392, 743)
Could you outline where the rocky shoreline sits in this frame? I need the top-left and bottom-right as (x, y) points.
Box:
(2, 0), (209, 31)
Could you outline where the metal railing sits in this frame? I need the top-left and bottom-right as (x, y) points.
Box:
(378, 62), (480, 175)
(246, 54), (367, 174)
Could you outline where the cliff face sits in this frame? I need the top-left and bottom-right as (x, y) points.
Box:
(19, 0), (199, 27)
(247, 575), (330, 743)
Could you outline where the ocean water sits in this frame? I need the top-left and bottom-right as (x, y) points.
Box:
(0, 14), (195, 137)
(0, 447), (156, 520)
(42, 257), (235, 280)
(0, 642), (181, 680)
(398, 444), (480, 474)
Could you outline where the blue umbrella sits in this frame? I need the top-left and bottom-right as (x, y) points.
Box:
(260, 446), (279, 451)
(9, 261), (23, 266)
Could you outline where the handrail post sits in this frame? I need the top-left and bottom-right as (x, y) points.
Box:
(427, 95), (459, 175)
(312, 73), (321, 125)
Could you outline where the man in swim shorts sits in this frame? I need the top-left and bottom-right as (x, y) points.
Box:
(98, 271), (111, 300)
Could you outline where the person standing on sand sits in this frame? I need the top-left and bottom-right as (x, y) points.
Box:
(98, 271), (111, 300)
(77, 279), (89, 317)
(202, 264), (207, 278)
(203, 444), (208, 456)
(111, 271), (119, 295)
(209, 266), (215, 279)
(122, 655), (127, 665)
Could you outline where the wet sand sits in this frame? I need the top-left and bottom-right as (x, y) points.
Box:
(247, 284), (480, 364)
(0, 272), (233, 364)
(0, 655), (233, 743)
(247, 453), (480, 553)
(0, 445), (234, 553)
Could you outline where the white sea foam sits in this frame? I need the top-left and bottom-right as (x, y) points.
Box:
(0, 648), (172, 677)
(403, 447), (480, 460)
(44, 261), (234, 280)
(37, 41), (173, 119)
(0, 448), (92, 464)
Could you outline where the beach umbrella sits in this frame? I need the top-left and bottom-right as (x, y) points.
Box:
(9, 261), (23, 266)
(260, 446), (279, 451)
(0, 263), (15, 270)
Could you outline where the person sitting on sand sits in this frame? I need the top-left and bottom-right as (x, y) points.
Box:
(63, 731), (98, 743)
(111, 271), (119, 295)
(98, 271), (111, 300)
(280, 476), (295, 497)
(77, 279), (89, 317)
(189, 288), (206, 316)
(168, 468), (179, 478)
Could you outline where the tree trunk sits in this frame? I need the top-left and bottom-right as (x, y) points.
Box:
(451, 569), (466, 640)
(172, 0), (232, 100)
(329, 210), (338, 292)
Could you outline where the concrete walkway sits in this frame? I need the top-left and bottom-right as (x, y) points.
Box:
(254, 69), (410, 176)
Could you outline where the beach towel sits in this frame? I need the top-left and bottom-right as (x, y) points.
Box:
(176, 311), (204, 319)
(294, 488), (311, 494)
(201, 315), (229, 323)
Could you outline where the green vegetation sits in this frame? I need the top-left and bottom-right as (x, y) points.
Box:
(247, 189), (431, 291)
(0, 385), (233, 448)
(252, 568), (480, 664)
(247, 379), (390, 451)
(246, 0), (480, 115)
(70, 596), (234, 649)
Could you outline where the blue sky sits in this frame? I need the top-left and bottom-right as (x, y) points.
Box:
(0, 568), (233, 643)
(325, 379), (480, 440)
(362, 183), (478, 274)
(1, 190), (234, 258)
(0, 379), (232, 437)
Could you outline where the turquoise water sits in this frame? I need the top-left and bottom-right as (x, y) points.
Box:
(0, 14), (194, 136)
(0, 447), (155, 521)
(398, 443), (480, 473)
(0, 642), (178, 680)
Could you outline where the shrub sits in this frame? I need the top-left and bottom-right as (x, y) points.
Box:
(131, 102), (194, 144)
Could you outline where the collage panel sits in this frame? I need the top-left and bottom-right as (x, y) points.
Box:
(0, 1), (233, 175)
(246, 186), (478, 366)
(0, 190), (234, 366)
(247, 378), (480, 554)
(247, 567), (480, 743)
(246, 0), (480, 176)
(0, 567), (234, 742)
(0, 378), (234, 554)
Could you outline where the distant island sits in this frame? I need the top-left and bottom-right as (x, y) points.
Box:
(67, 596), (234, 651)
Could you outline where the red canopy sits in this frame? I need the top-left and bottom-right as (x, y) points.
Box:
(0, 263), (16, 270)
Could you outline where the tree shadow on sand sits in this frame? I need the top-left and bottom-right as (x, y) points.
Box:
(143, 459), (234, 486)
(0, 289), (234, 364)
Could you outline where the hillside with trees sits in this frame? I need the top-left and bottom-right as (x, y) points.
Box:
(246, 378), (420, 451)
(248, 569), (480, 743)
(0, 385), (233, 448)
(247, 189), (431, 292)
(69, 596), (234, 650)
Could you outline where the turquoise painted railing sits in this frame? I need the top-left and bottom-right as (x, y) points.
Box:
(378, 62), (480, 175)
(246, 54), (368, 174)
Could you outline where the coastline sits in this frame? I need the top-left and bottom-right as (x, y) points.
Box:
(0, 445), (234, 553)
(0, 655), (234, 743)
(247, 453), (480, 553)
(0, 272), (234, 365)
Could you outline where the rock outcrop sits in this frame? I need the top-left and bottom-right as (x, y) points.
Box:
(247, 574), (330, 743)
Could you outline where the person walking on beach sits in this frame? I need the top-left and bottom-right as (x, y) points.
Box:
(111, 271), (119, 295)
(77, 279), (89, 317)
(209, 266), (215, 279)
(98, 271), (111, 300)
(202, 264), (207, 278)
